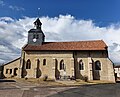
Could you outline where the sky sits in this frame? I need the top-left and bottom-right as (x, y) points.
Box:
(0, 0), (120, 64)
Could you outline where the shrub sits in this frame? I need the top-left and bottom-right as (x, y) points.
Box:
(83, 75), (88, 82)
(25, 77), (28, 80)
(70, 76), (75, 80)
(43, 75), (48, 81)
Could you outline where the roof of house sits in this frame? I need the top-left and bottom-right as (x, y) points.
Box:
(23, 40), (107, 51)
(2, 57), (21, 66)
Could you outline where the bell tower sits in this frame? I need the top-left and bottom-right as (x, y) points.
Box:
(28, 18), (45, 45)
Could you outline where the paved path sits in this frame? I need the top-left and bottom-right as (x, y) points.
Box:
(0, 80), (120, 97)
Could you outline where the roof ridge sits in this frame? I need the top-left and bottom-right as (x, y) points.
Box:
(2, 57), (21, 66)
(43, 40), (104, 43)
(23, 39), (107, 51)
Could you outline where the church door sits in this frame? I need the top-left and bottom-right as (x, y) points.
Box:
(92, 61), (101, 80)
(59, 60), (66, 79)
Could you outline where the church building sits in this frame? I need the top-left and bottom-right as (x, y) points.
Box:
(2, 18), (115, 82)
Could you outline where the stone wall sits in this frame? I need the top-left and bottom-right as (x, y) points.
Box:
(75, 51), (115, 82)
(0, 66), (3, 78)
(23, 51), (73, 79)
(2, 50), (115, 82)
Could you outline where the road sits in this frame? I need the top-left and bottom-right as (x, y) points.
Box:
(0, 79), (119, 97)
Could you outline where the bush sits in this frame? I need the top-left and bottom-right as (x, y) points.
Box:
(70, 76), (75, 80)
(43, 75), (48, 81)
(25, 77), (28, 80)
(80, 75), (88, 82)
(83, 75), (88, 82)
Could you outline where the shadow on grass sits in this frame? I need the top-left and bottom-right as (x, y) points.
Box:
(0, 79), (16, 82)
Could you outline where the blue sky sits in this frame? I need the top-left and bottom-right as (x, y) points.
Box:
(0, 0), (120, 26)
(1, 0), (120, 64)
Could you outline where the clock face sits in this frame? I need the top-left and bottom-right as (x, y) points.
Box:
(33, 38), (37, 42)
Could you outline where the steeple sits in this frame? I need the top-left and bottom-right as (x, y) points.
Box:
(34, 18), (42, 29)
(27, 18), (45, 45)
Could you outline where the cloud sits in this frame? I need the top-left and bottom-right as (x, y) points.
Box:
(0, 0), (5, 6)
(0, 15), (120, 64)
(0, 1), (25, 11)
(0, 45), (12, 53)
(9, 5), (25, 11)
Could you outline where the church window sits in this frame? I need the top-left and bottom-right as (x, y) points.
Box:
(60, 60), (65, 70)
(43, 59), (46, 65)
(14, 68), (18, 76)
(10, 69), (12, 74)
(37, 59), (40, 68)
(36, 34), (39, 39)
(79, 59), (84, 70)
(95, 60), (101, 70)
(33, 34), (39, 39)
(33, 34), (36, 39)
(26, 59), (31, 69)
(6, 69), (9, 74)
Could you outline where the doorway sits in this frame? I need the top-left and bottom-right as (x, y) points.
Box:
(92, 60), (101, 80)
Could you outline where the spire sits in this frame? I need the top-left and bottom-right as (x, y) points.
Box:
(28, 18), (45, 45)
(34, 18), (42, 29)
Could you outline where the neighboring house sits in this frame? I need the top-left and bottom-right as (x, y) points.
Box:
(114, 65), (120, 80)
(0, 65), (4, 78)
(3, 57), (20, 78)
(2, 18), (115, 82)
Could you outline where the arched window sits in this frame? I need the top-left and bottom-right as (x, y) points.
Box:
(79, 59), (84, 70)
(14, 68), (18, 76)
(26, 59), (31, 69)
(36, 34), (39, 39)
(43, 59), (46, 65)
(60, 60), (65, 70)
(33, 34), (36, 39)
(6, 69), (9, 74)
(37, 59), (40, 68)
(95, 60), (101, 70)
(10, 69), (12, 74)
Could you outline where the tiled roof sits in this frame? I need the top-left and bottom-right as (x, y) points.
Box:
(114, 65), (120, 68)
(23, 40), (107, 51)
